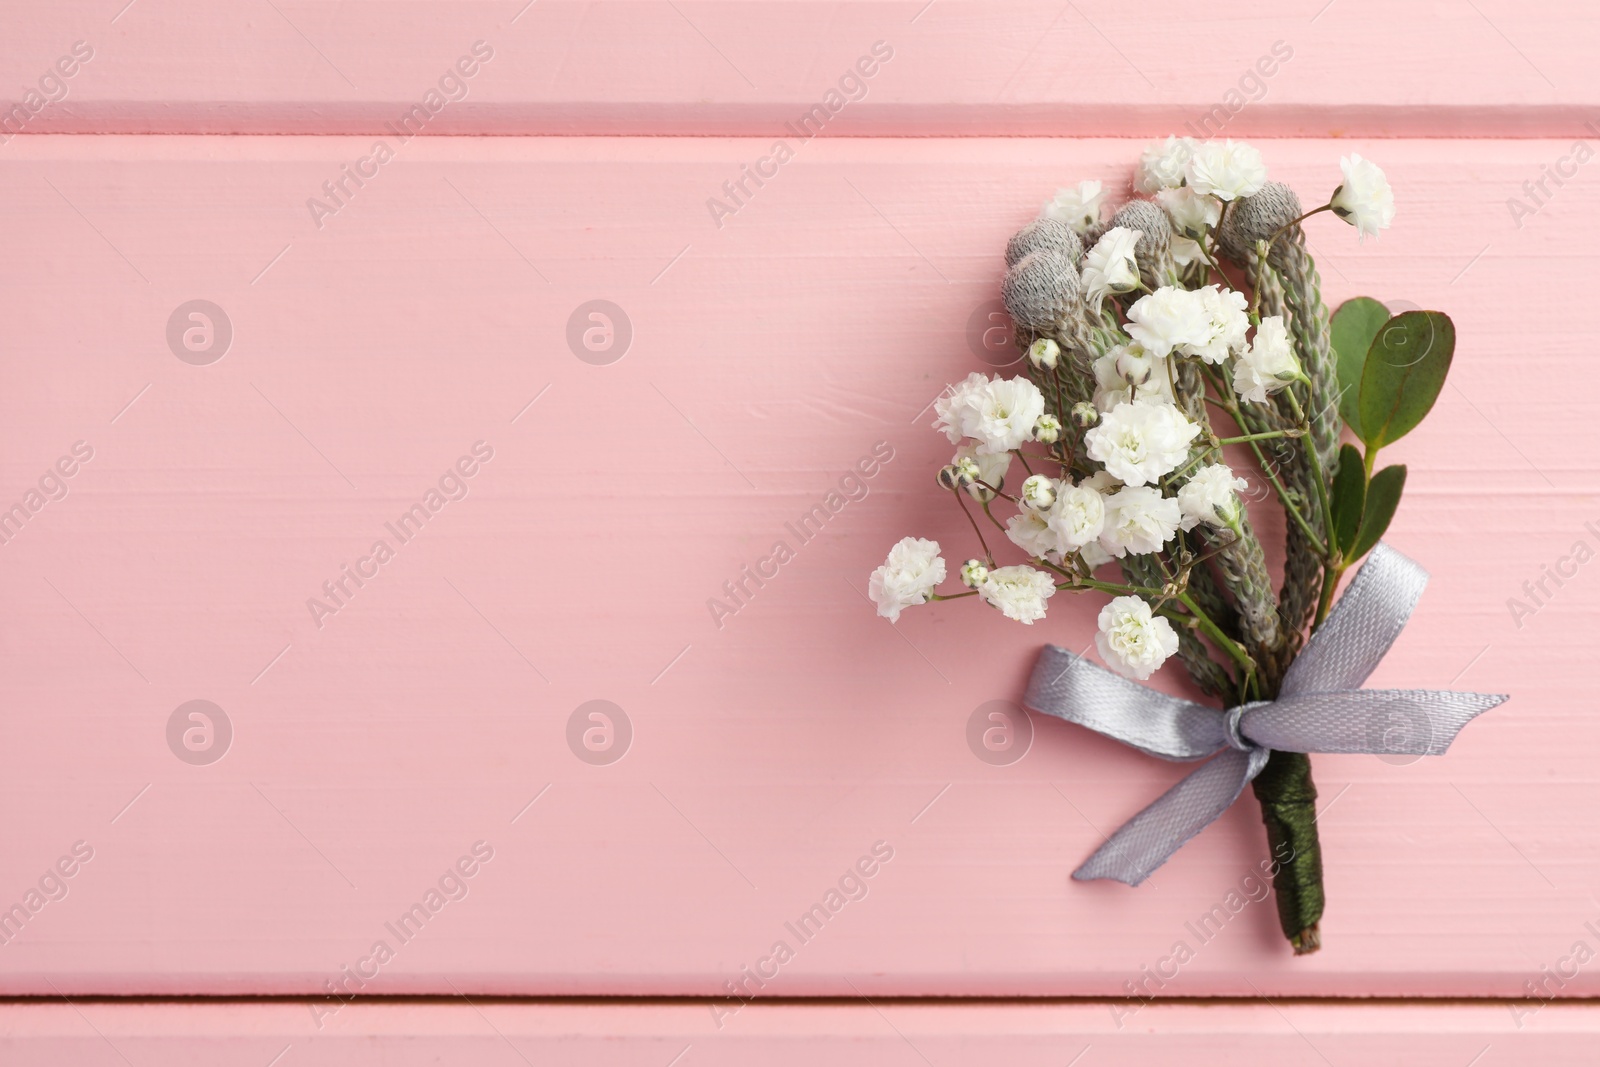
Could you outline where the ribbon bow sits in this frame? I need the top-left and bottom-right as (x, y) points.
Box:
(1023, 543), (1507, 886)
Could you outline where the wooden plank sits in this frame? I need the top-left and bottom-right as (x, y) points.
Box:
(3, 1000), (1600, 1064)
(0, 134), (1592, 996)
(2, 1), (1597, 138)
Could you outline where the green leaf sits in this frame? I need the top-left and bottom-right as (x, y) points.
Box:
(1348, 464), (1406, 562)
(1330, 297), (1389, 439)
(1357, 311), (1455, 451)
(1329, 443), (1366, 555)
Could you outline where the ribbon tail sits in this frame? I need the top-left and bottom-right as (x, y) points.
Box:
(1025, 644), (1229, 761)
(1244, 689), (1509, 756)
(1073, 747), (1271, 886)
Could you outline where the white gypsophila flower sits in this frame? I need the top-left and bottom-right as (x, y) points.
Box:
(1033, 413), (1063, 444)
(1135, 136), (1197, 193)
(933, 371), (989, 445)
(960, 559), (989, 587)
(1006, 506), (1060, 560)
(1096, 595), (1180, 680)
(1028, 337), (1060, 370)
(1047, 482), (1107, 551)
(1186, 140), (1268, 202)
(1042, 179), (1106, 233)
(952, 442), (1013, 500)
(1020, 474), (1057, 510)
(1184, 284), (1251, 365)
(1078, 540), (1113, 571)
(1177, 463), (1248, 531)
(1232, 315), (1302, 404)
(1156, 186), (1221, 239)
(1100, 485), (1182, 557)
(1092, 343), (1174, 412)
(869, 537), (946, 622)
(1124, 286), (1211, 358)
(935, 373), (1046, 455)
(1330, 154), (1395, 240)
(1081, 226), (1143, 311)
(1085, 401), (1201, 487)
(978, 564), (1058, 624)
(973, 376), (1047, 455)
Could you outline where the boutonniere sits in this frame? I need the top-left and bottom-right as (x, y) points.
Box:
(869, 137), (1505, 954)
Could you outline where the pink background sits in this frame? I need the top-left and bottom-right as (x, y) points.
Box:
(3, 0), (1599, 1059)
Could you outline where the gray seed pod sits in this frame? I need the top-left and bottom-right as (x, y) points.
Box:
(1000, 249), (1080, 333)
(1111, 199), (1175, 290)
(1111, 199), (1172, 254)
(1218, 181), (1303, 265)
(1005, 217), (1084, 269)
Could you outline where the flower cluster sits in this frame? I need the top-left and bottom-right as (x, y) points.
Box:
(869, 137), (1396, 685)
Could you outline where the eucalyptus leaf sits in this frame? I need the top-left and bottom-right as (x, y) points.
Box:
(1358, 311), (1455, 452)
(1330, 443), (1366, 555)
(1348, 464), (1406, 562)
(1330, 297), (1389, 439)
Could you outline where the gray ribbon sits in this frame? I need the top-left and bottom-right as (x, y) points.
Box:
(1023, 542), (1507, 886)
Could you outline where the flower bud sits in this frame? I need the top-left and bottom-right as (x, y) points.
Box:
(961, 559), (989, 587)
(937, 464), (962, 491)
(1028, 338), (1060, 370)
(1071, 402), (1099, 428)
(954, 455), (982, 486)
(1020, 474), (1056, 510)
(1033, 413), (1063, 444)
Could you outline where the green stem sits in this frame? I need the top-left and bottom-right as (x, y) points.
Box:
(1218, 430), (1298, 446)
(1283, 387), (1335, 559)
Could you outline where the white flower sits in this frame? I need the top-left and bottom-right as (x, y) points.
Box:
(1186, 140), (1267, 202)
(1124, 286), (1211, 358)
(1093, 343), (1173, 412)
(1232, 315), (1302, 403)
(1156, 186), (1220, 239)
(1042, 179), (1106, 233)
(1020, 474), (1057, 509)
(1028, 337), (1060, 370)
(1047, 482), (1106, 550)
(960, 559), (989, 587)
(1330, 154), (1395, 240)
(1033, 413), (1063, 444)
(953, 442), (1013, 501)
(1185, 285), (1251, 365)
(1136, 136), (1197, 193)
(869, 537), (946, 622)
(1085, 401), (1200, 487)
(978, 564), (1058, 624)
(933, 372), (989, 445)
(1178, 463), (1248, 531)
(1096, 595), (1179, 680)
(1006, 507), (1060, 559)
(1081, 226), (1142, 311)
(1100, 485), (1182, 557)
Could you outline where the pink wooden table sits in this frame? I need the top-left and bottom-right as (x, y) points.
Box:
(4, 1), (1600, 1060)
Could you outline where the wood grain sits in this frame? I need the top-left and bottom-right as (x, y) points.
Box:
(5, 1000), (1600, 1064)
(0, 134), (1591, 996)
(2, 1), (1595, 137)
